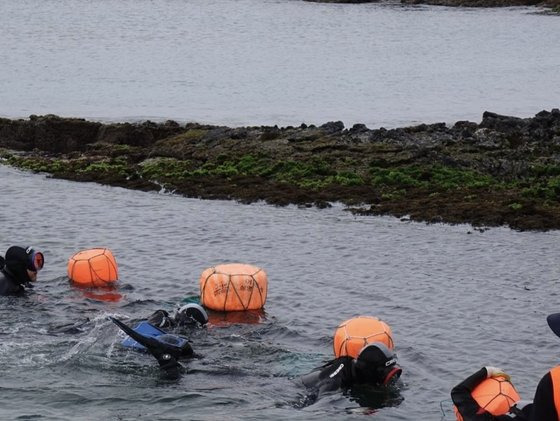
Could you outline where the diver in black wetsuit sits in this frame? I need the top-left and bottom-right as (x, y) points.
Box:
(300, 342), (402, 405)
(111, 303), (209, 378)
(452, 313), (560, 421)
(451, 367), (532, 420)
(0, 246), (44, 296)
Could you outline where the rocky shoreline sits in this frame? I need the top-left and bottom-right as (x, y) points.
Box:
(305, 0), (560, 10)
(1, 110), (560, 231)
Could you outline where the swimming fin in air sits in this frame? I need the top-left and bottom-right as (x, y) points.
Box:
(110, 317), (193, 377)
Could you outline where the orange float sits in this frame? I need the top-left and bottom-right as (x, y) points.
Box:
(67, 248), (119, 287)
(454, 376), (520, 421)
(333, 316), (394, 358)
(200, 263), (267, 311)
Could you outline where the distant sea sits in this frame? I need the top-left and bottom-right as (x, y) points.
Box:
(0, 0), (558, 129)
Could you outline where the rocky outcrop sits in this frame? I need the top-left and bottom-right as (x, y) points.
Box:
(1, 110), (560, 231)
(304, 0), (559, 8)
(400, 0), (542, 6)
(0, 115), (185, 153)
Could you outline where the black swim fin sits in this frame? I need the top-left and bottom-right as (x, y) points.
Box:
(110, 317), (183, 377)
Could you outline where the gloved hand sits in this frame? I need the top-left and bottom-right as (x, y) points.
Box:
(485, 366), (511, 381)
(147, 309), (173, 328)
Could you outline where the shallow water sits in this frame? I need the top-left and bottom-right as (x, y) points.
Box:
(1, 164), (560, 420)
(0, 0), (559, 128)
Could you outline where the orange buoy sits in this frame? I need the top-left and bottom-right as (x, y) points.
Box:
(199, 263), (267, 311)
(67, 248), (118, 287)
(454, 376), (520, 421)
(333, 316), (394, 358)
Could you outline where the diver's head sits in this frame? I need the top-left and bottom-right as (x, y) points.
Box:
(4, 246), (44, 284)
(547, 313), (560, 338)
(352, 342), (402, 386)
(175, 303), (208, 326)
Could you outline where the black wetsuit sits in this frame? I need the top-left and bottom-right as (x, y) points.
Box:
(0, 264), (25, 296)
(300, 356), (403, 409)
(301, 357), (355, 396)
(530, 370), (559, 420)
(451, 368), (532, 421)
(0, 250), (36, 296)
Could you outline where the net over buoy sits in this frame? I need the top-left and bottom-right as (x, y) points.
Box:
(454, 376), (520, 421)
(67, 248), (118, 287)
(199, 263), (267, 311)
(333, 316), (394, 358)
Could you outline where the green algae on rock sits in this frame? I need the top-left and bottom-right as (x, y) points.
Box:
(1, 110), (560, 230)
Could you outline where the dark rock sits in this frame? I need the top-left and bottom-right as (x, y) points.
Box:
(480, 111), (525, 133)
(3, 109), (560, 231)
(350, 123), (369, 133)
(0, 115), (100, 153)
(320, 121), (345, 134)
(400, 0), (542, 6)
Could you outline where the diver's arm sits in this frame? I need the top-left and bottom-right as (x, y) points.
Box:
(317, 368), (345, 395)
(300, 367), (322, 389)
(301, 358), (350, 396)
(317, 359), (352, 396)
(451, 368), (515, 420)
(528, 371), (557, 420)
(0, 271), (25, 296)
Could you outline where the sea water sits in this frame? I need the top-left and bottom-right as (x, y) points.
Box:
(1, 164), (559, 420)
(0, 0), (558, 128)
(1, 1), (560, 419)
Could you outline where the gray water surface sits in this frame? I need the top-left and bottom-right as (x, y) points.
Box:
(1, 1), (560, 418)
(1, 164), (560, 420)
(1, 0), (559, 128)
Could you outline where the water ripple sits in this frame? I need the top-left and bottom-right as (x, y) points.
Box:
(1, 164), (560, 419)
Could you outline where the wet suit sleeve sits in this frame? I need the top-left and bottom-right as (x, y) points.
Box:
(451, 368), (515, 420)
(529, 372), (558, 421)
(316, 362), (347, 395)
(301, 358), (352, 397)
(0, 271), (25, 296)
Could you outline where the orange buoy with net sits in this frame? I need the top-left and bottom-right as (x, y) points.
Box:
(454, 376), (520, 421)
(333, 316), (394, 358)
(200, 263), (267, 311)
(67, 248), (118, 287)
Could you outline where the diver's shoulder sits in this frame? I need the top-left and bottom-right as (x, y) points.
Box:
(0, 271), (24, 296)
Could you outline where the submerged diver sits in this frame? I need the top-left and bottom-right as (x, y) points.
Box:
(111, 303), (209, 378)
(0, 246), (45, 296)
(300, 342), (403, 405)
(452, 313), (560, 421)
